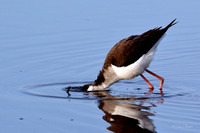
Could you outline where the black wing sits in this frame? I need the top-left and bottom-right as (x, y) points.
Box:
(103, 19), (177, 68)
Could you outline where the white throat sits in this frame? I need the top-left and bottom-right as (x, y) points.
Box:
(87, 66), (120, 91)
(87, 84), (107, 91)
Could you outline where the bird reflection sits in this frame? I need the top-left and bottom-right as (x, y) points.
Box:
(92, 91), (161, 133)
(65, 86), (163, 133)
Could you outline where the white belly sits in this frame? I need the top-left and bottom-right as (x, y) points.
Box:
(111, 34), (164, 80)
(112, 47), (157, 80)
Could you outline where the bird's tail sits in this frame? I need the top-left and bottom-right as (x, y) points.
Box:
(165, 19), (178, 29)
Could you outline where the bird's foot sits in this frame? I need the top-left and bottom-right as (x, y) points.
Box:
(149, 87), (154, 92)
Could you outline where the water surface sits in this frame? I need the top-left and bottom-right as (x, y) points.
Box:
(1, 0), (200, 133)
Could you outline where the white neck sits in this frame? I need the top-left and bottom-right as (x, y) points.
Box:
(87, 65), (120, 91)
(87, 84), (107, 91)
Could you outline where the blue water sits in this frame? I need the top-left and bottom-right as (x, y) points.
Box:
(1, 0), (200, 133)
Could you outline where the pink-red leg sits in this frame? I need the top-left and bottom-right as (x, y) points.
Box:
(145, 69), (164, 90)
(140, 74), (154, 92)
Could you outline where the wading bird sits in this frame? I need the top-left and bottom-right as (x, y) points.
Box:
(82, 19), (177, 91)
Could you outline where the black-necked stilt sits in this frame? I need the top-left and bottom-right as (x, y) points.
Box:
(83, 19), (177, 91)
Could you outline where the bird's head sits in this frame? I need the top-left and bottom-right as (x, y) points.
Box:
(82, 83), (106, 91)
(81, 84), (92, 91)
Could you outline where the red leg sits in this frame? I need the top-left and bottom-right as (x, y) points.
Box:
(140, 74), (154, 92)
(145, 69), (164, 90)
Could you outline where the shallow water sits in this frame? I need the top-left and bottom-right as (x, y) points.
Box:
(1, 0), (200, 133)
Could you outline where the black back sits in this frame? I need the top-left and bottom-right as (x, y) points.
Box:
(103, 19), (177, 69)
